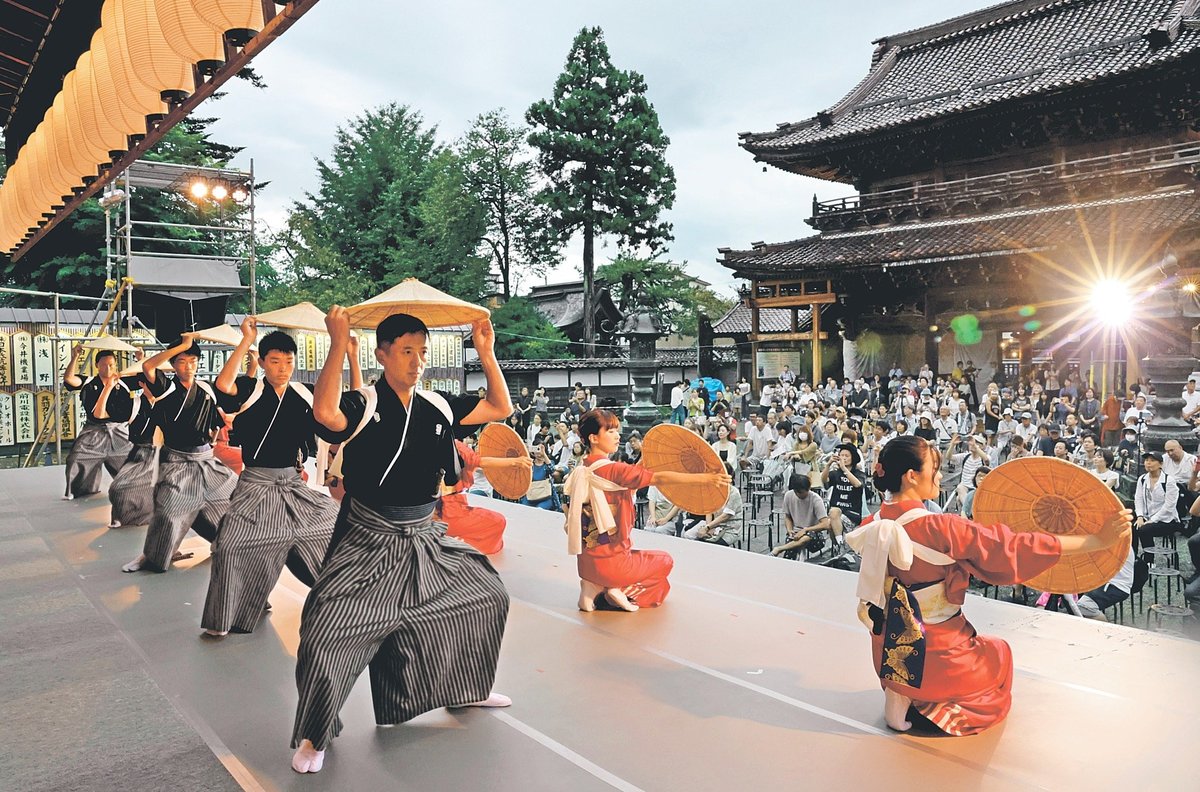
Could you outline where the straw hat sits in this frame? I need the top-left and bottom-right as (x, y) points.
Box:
(971, 457), (1126, 594)
(119, 359), (172, 377)
(641, 424), (727, 514)
(255, 301), (328, 334)
(346, 278), (489, 329)
(191, 324), (243, 346)
(477, 423), (531, 499)
(81, 335), (138, 352)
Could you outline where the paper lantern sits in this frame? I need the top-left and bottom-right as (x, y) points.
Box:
(194, 0), (265, 46)
(62, 58), (111, 179)
(48, 92), (89, 188)
(95, 0), (168, 134)
(120, 0), (198, 102)
(154, 0), (227, 73)
(78, 40), (136, 159)
(42, 109), (82, 201)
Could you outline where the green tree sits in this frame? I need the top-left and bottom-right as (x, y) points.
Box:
(282, 103), (489, 305)
(459, 109), (560, 299)
(527, 27), (676, 354)
(598, 256), (733, 337)
(490, 296), (573, 360)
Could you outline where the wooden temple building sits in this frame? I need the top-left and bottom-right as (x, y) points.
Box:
(716, 0), (1200, 394)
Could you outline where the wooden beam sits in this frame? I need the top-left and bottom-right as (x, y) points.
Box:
(755, 294), (838, 307)
(750, 332), (830, 342)
(10, 0), (322, 262)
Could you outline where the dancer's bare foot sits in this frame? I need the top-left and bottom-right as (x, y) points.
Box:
(884, 688), (912, 732)
(202, 629), (228, 637)
(603, 587), (639, 612)
(291, 740), (324, 774)
(121, 555), (144, 573)
(578, 579), (604, 612)
(448, 692), (512, 709)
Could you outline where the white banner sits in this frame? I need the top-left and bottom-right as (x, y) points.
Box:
(0, 392), (13, 446)
(15, 390), (35, 442)
(13, 331), (33, 385)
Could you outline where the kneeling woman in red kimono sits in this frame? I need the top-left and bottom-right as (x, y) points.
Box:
(438, 437), (532, 554)
(846, 435), (1130, 735)
(566, 409), (729, 611)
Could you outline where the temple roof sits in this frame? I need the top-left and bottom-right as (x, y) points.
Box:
(719, 187), (1200, 278)
(711, 303), (812, 336)
(741, 0), (1200, 177)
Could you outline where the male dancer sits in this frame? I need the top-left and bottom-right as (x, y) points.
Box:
(200, 317), (341, 636)
(62, 345), (144, 500)
(108, 352), (164, 528)
(291, 307), (512, 774)
(123, 335), (235, 573)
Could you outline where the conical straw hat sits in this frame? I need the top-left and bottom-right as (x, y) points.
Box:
(255, 301), (328, 333)
(346, 277), (489, 329)
(641, 424), (727, 515)
(971, 457), (1126, 594)
(477, 423), (531, 499)
(119, 359), (172, 377)
(82, 335), (138, 352)
(191, 324), (244, 346)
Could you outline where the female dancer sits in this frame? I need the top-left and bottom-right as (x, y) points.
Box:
(566, 409), (729, 611)
(439, 435), (532, 554)
(846, 435), (1130, 735)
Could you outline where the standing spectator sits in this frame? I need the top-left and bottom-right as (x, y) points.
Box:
(779, 365), (797, 388)
(1123, 394), (1152, 431)
(515, 386), (533, 434)
(956, 400), (975, 435)
(522, 444), (560, 511)
(687, 388), (705, 419)
(533, 387), (550, 426)
(759, 381), (776, 412)
(526, 413), (545, 445)
(670, 380), (687, 425)
(1077, 387), (1101, 435)
(736, 377), (751, 418)
(1100, 392), (1124, 447)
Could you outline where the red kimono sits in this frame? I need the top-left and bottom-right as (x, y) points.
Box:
(577, 454), (672, 607)
(438, 440), (506, 555)
(212, 426), (244, 475)
(868, 500), (1060, 736)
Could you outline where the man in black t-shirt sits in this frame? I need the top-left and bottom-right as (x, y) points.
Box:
(62, 346), (148, 500)
(199, 319), (342, 637)
(123, 334), (236, 573)
(291, 307), (514, 774)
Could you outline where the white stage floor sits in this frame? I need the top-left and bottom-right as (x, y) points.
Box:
(1, 465), (1196, 791)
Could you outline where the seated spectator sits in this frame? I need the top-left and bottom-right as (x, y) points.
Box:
(1006, 434), (1031, 461)
(818, 418), (841, 454)
(762, 421), (796, 486)
(739, 413), (773, 472)
(1123, 394), (1152, 429)
(960, 466), (991, 519)
(1093, 448), (1120, 491)
(1070, 434), (1098, 470)
(644, 485), (679, 535)
(710, 423), (737, 467)
(1133, 451), (1180, 556)
(521, 444), (560, 511)
(1116, 428), (1140, 466)
(526, 413), (545, 445)
(821, 443), (864, 551)
(770, 473), (830, 558)
(914, 413), (937, 442)
(683, 465), (743, 545)
(1076, 543), (1137, 621)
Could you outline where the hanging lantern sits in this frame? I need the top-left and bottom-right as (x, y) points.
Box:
(78, 39), (136, 162)
(95, 0), (168, 136)
(34, 120), (74, 206)
(49, 92), (89, 190)
(120, 0), (197, 105)
(154, 0), (226, 74)
(62, 59), (110, 180)
(194, 0), (265, 47)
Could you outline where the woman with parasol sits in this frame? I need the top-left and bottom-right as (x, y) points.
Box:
(566, 409), (729, 611)
(846, 435), (1131, 735)
(439, 425), (532, 555)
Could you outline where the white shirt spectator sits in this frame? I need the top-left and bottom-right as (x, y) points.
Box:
(670, 385), (684, 410)
(759, 383), (775, 408)
(1134, 472), (1179, 523)
(1014, 419), (1038, 445)
(995, 417), (1019, 447)
(1162, 450), (1196, 481)
(1124, 405), (1152, 426)
(1182, 386), (1200, 419)
(745, 424), (773, 459)
(934, 416), (957, 445)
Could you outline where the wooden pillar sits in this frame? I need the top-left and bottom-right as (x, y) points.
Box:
(750, 283), (760, 397)
(811, 303), (822, 384)
(923, 297), (938, 372)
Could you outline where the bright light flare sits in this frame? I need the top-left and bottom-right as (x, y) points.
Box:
(1090, 279), (1133, 326)
(211, 184), (228, 200)
(1183, 282), (1198, 294)
(189, 181), (208, 199)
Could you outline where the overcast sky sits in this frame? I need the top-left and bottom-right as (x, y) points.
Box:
(205, 0), (983, 297)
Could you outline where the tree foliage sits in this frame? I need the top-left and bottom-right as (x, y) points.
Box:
(526, 26), (676, 353)
(268, 104), (489, 308)
(459, 109), (560, 300)
(598, 256), (733, 337)
(490, 296), (573, 360)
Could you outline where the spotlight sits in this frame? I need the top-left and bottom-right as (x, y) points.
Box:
(190, 181), (208, 199)
(928, 324), (939, 333)
(231, 186), (248, 202)
(211, 184), (228, 200)
(1183, 282), (1197, 294)
(1090, 279), (1132, 326)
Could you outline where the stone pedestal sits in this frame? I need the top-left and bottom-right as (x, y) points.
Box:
(620, 311), (663, 439)
(1142, 353), (1198, 455)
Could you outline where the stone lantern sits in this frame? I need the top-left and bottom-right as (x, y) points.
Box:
(1138, 253), (1199, 455)
(620, 308), (664, 439)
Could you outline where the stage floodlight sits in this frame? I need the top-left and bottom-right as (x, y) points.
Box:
(1090, 279), (1132, 326)
(231, 186), (248, 202)
(211, 184), (228, 200)
(190, 180), (208, 199)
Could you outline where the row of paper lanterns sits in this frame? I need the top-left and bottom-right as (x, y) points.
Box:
(0, 1), (287, 253)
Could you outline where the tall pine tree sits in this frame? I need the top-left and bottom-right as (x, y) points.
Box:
(527, 27), (676, 355)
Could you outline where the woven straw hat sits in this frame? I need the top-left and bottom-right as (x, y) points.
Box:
(347, 278), (489, 329)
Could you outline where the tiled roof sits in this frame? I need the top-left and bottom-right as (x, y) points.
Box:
(720, 187), (1200, 276)
(466, 348), (738, 372)
(711, 303), (812, 335)
(742, 0), (1200, 160)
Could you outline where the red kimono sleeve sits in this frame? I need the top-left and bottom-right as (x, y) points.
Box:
(595, 460), (655, 491)
(455, 439), (481, 470)
(917, 513), (1061, 586)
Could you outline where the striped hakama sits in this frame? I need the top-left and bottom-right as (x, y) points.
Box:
(140, 446), (237, 572)
(201, 466), (337, 634)
(108, 444), (160, 526)
(64, 421), (133, 498)
(292, 499), (509, 750)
